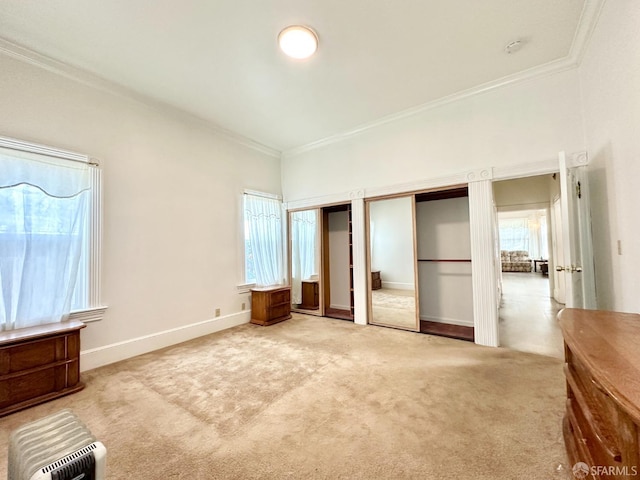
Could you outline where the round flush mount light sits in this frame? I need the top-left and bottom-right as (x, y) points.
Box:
(278, 25), (318, 59)
(504, 40), (523, 54)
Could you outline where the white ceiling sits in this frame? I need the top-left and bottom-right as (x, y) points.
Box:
(0, 0), (587, 152)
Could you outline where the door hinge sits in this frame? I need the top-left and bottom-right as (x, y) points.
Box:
(576, 181), (582, 199)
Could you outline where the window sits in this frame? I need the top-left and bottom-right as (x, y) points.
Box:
(243, 191), (284, 287)
(0, 137), (105, 331)
(498, 210), (548, 259)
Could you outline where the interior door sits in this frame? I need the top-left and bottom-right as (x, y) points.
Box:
(558, 151), (597, 309)
(551, 197), (566, 304)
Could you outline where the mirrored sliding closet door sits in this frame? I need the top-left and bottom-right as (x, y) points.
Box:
(367, 196), (419, 331)
(289, 209), (322, 314)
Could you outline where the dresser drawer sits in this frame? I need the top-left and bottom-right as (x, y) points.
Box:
(270, 289), (290, 306)
(269, 304), (291, 321)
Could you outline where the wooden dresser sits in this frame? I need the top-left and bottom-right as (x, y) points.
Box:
(0, 320), (86, 417)
(300, 280), (319, 310)
(250, 286), (292, 326)
(559, 309), (640, 479)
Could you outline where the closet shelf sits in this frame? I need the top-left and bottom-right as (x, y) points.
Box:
(418, 259), (472, 262)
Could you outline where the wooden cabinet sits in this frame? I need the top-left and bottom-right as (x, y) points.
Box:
(559, 309), (640, 479)
(300, 281), (319, 310)
(0, 321), (86, 417)
(251, 286), (292, 326)
(371, 271), (382, 290)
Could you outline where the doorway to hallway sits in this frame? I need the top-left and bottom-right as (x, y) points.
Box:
(498, 272), (563, 358)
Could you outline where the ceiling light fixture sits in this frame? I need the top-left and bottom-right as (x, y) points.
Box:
(278, 25), (318, 59)
(504, 40), (523, 54)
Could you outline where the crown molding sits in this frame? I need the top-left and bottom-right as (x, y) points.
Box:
(282, 0), (605, 159)
(0, 38), (281, 159)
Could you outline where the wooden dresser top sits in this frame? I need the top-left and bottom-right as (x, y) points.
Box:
(558, 308), (640, 424)
(0, 320), (86, 346)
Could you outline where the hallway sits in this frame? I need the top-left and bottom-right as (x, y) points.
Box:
(499, 272), (564, 359)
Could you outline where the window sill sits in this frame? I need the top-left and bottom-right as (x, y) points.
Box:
(237, 283), (256, 294)
(69, 306), (108, 323)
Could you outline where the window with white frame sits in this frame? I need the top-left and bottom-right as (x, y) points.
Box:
(243, 192), (284, 287)
(0, 137), (105, 331)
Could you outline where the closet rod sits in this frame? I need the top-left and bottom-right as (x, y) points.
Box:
(418, 259), (472, 262)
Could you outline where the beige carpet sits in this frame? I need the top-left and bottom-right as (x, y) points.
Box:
(0, 314), (569, 479)
(371, 288), (417, 329)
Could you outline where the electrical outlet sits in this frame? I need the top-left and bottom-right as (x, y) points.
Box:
(215, 308), (221, 317)
(241, 302), (246, 310)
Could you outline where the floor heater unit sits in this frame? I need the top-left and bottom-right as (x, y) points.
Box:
(8, 409), (106, 480)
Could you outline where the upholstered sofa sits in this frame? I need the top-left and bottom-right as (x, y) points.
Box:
(500, 250), (532, 272)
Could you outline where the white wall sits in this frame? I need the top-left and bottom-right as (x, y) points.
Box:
(493, 175), (551, 211)
(369, 197), (415, 289)
(282, 69), (585, 202)
(0, 54), (282, 366)
(416, 197), (473, 326)
(579, 0), (640, 313)
(327, 210), (351, 310)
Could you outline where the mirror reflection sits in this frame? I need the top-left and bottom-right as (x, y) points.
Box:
(368, 196), (418, 330)
(290, 209), (321, 313)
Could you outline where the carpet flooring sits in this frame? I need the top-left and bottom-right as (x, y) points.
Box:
(0, 314), (569, 479)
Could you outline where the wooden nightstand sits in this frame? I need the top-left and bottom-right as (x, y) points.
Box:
(300, 280), (319, 310)
(250, 286), (292, 326)
(371, 271), (382, 290)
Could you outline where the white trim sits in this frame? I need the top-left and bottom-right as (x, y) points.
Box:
(80, 310), (251, 371)
(286, 191), (352, 211)
(365, 173), (469, 198)
(89, 166), (103, 310)
(351, 198), (368, 326)
(567, 151), (589, 168)
(381, 281), (414, 291)
(236, 282), (256, 294)
(69, 306), (107, 323)
(0, 135), (90, 164)
(493, 159), (559, 180)
(568, 0), (606, 66)
(420, 315), (475, 328)
(0, 38), (281, 159)
(243, 189), (282, 200)
(468, 180), (499, 347)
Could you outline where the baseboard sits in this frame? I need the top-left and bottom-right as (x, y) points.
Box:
(380, 282), (414, 290)
(80, 311), (251, 371)
(419, 315), (474, 328)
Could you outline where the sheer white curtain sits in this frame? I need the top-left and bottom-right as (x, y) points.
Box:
(0, 146), (90, 331)
(244, 194), (284, 287)
(290, 210), (317, 304)
(498, 212), (549, 259)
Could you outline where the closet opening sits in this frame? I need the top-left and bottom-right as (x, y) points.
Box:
(365, 185), (473, 341)
(322, 204), (354, 321)
(415, 187), (474, 341)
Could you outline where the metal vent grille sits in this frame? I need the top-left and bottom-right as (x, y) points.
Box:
(42, 443), (97, 473)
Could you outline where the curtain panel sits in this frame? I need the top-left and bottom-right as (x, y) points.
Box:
(244, 194), (284, 287)
(0, 146), (90, 331)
